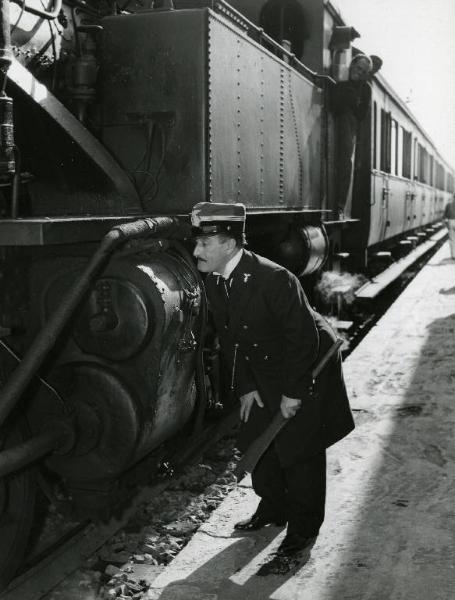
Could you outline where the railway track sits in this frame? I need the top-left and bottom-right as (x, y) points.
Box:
(335, 229), (448, 356)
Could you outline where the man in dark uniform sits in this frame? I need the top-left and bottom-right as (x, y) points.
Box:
(192, 202), (354, 556)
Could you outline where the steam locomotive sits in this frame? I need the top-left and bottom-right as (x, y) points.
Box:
(0, 0), (453, 587)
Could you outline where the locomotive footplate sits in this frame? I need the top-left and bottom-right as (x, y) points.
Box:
(0, 216), (149, 246)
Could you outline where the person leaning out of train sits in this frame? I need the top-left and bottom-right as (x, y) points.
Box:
(443, 195), (455, 259)
(330, 53), (382, 218)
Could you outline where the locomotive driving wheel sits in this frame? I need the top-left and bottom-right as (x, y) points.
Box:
(0, 426), (36, 590)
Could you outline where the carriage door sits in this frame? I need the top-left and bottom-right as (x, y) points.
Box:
(380, 174), (390, 241)
(377, 108), (391, 242)
(404, 183), (414, 232)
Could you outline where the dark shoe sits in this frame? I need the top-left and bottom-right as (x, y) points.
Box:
(234, 513), (286, 531)
(257, 552), (302, 576)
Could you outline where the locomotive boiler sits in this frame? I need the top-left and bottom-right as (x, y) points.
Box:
(0, 0), (453, 588)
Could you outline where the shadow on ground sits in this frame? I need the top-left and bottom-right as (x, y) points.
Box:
(150, 313), (455, 600)
(150, 525), (315, 599)
(439, 286), (455, 295)
(325, 313), (455, 600)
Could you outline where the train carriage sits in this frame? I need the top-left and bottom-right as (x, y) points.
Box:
(345, 70), (454, 260)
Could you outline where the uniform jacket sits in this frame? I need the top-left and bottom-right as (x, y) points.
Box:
(205, 250), (354, 465)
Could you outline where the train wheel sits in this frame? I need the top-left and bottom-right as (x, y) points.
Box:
(0, 427), (36, 590)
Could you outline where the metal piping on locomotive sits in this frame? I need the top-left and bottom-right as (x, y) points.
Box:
(0, 0), (15, 177)
(0, 217), (183, 431)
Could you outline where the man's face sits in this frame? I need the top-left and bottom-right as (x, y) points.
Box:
(193, 234), (233, 273)
(349, 58), (371, 82)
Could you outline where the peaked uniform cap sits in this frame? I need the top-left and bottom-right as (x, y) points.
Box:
(191, 202), (246, 236)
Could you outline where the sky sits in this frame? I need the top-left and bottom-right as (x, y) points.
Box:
(333, 0), (455, 168)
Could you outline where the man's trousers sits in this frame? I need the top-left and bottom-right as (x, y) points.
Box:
(251, 443), (326, 537)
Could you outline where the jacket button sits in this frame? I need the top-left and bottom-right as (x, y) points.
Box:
(245, 356), (250, 361)
(243, 324), (248, 329)
(253, 343), (258, 347)
(264, 355), (268, 360)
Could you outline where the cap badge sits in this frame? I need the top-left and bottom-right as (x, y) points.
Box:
(191, 206), (203, 227)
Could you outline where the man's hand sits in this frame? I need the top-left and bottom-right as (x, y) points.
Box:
(280, 395), (302, 419)
(239, 390), (264, 422)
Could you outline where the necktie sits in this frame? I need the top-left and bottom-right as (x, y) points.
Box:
(218, 275), (233, 303)
(222, 277), (231, 301)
